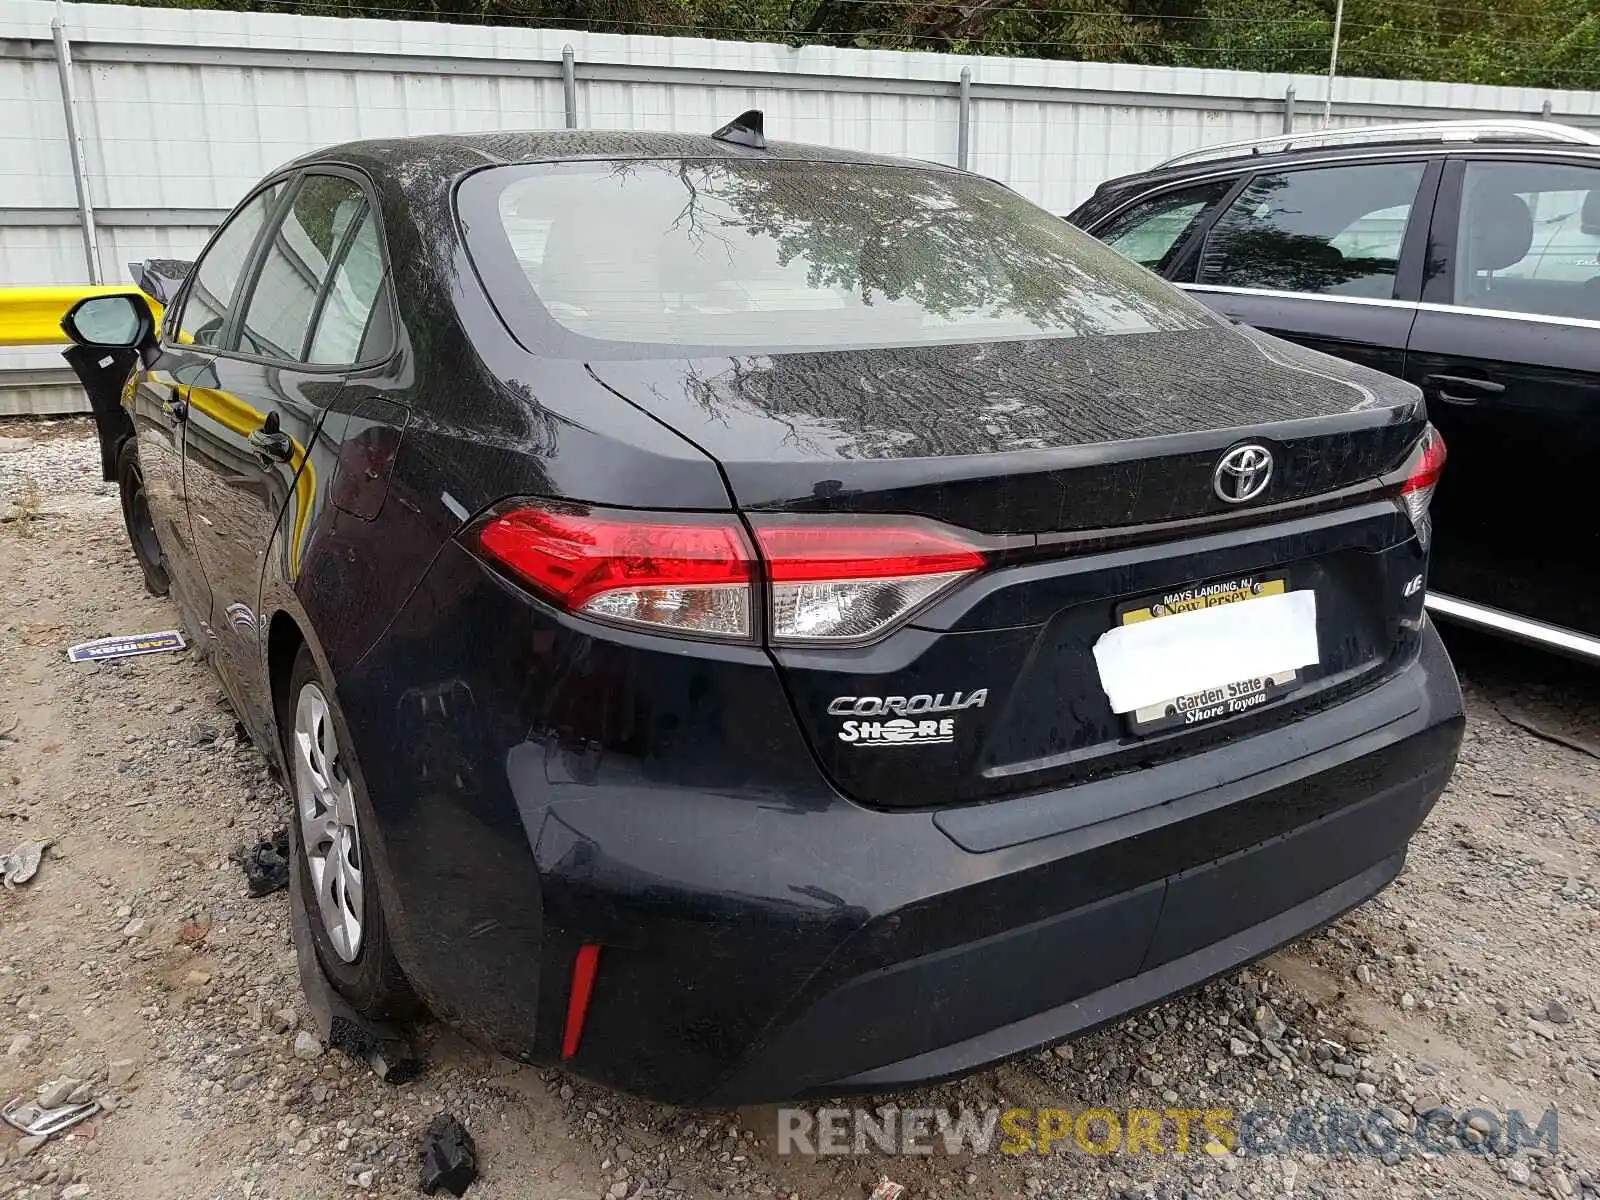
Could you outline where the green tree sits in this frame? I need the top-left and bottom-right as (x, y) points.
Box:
(91, 0), (1600, 91)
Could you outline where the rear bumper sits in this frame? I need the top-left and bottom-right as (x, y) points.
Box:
(706, 711), (1455, 1104)
(344, 539), (1462, 1105)
(551, 623), (1459, 1105)
(799, 852), (1404, 1098)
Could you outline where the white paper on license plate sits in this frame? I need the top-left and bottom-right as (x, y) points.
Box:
(1092, 590), (1318, 715)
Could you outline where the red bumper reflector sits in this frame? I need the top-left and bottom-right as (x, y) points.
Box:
(561, 943), (602, 1060)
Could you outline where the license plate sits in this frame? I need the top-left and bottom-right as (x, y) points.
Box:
(1099, 573), (1317, 735)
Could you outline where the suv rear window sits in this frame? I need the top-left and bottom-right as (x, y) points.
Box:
(459, 158), (1209, 353)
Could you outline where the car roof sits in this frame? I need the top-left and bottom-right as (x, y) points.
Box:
(1094, 132), (1600, 198)
(293, 128), (948, 176)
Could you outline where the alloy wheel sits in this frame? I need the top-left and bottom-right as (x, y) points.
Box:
(292, 682), (365, 962)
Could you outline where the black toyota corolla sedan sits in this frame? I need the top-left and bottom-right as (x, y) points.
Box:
(59, 114), (1462, 1105)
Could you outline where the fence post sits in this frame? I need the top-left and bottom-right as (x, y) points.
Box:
(50, 0), (101, 284)
(957, 65), (971, 170)
(1282, 86), (1296, 134)
(1322, 0), (1344, 125)
(562, 44), (578, 129)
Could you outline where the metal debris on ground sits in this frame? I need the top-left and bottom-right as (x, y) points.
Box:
(870, 1177), (908, 1200)
(2, 1095), (100, 1139)
(233, 828), (290, 897)
(65, 630), (186, 663)
(418, 1113), (478, 1197)
(330, 1014), (424, 1085)
(1, 838), (50, 889)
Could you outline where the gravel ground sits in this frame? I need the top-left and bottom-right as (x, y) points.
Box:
(1, 419), (1597, 1200)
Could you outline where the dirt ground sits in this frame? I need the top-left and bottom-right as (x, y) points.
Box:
(1, 418), (1597, 1200)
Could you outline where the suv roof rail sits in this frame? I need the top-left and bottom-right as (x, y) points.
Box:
(1155, 119), (1600, 170)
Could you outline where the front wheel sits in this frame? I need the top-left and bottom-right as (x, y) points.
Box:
(116, 439), (169, 597)
(282, 646), (419, 1020)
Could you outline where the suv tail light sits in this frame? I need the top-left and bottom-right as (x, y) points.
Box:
(1397, 425), (1446, 550)
(470, 504), (988, 644)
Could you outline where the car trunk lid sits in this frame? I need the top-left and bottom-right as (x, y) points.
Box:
(589, 324), (1431, 810)
(586, 323), (1422, 533)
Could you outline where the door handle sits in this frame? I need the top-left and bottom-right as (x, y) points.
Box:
(1423, 374), (1505, 406)
(248, 410), (294, 464)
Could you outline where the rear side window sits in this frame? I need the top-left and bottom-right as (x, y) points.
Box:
(173, 183), (282, 348)
(461, 158), (1212, 353)
(238, 174), (370, 362)
(1453, 160), (1600, 321)
(307, 206), (391, 365)
(1198, 163), (1426, 300)
(1096, 180), (1233, 276)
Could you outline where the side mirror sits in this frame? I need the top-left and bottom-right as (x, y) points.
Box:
(61, 293), (154, 350)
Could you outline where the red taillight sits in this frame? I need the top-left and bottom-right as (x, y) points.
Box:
(471, 504), (989, 644)
(476, 504), (754, 639)
(751, 516), (988, 643)
(1398, 425), (1446, 549)
(752, 521), (987, 582)
(1401, 425), (1447, 496)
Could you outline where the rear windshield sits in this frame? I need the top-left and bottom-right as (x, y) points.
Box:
(459, 158), (1210, 354)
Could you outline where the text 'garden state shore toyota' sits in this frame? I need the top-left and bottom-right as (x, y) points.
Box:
(57, 113), (1462, 1104)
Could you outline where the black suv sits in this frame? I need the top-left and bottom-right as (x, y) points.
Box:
(1068, 120), (1600, 662)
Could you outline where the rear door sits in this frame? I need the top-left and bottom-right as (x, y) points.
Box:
(1406, 155), (1600, 644)
(180, 169), (395, 729)
(1176, 159), (1439, 377)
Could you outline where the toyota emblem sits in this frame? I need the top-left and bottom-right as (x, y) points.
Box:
(1213, 444), (1274, 504)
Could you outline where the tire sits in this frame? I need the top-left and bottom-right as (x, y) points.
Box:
(117, 439), (170, 597)
(280, 645), (419, 1021)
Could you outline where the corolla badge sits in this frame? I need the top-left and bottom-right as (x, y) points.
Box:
(827, 691), (987, 717)
(1213, 444), (1274, 504)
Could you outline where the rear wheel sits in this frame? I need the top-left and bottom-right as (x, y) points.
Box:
(282, 646), (418, 1020)
(117, 440), (168, 597)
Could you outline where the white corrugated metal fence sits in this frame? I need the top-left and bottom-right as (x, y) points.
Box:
(4, 0), (1599, 413)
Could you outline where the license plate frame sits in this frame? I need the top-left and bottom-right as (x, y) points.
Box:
(1113, 572), (1304, 736)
